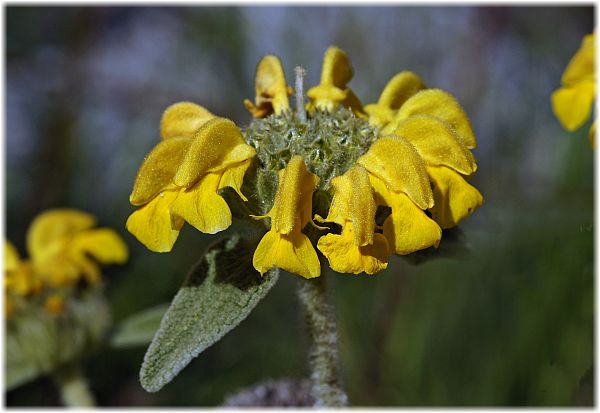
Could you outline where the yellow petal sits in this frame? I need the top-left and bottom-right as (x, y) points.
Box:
(212, 144), (256, 174)
(5, 241), (21, 273)
(306, 46), (363, 113)
(589, 121), (596, 148)
(323, 164), (376, 246)
(551, 82), (595, 132)
(70, 228), (129, 265)
(384, 89), (477, 149)
(369, 174), (441, 255)
(306, 84), (348, 112)
(357, 136), (433, 209)
(173, 118), (251, 187)
(126, 190), (183, 252)
(394, 115), (477, 175)
(317, 226), (388, 275)
(244, 55), (292, 118)
(27, 209), (95, 262)
(129, 137), (192, 206)
(320, 46), (353, 87)
(365, 71), (426, 128)
(170, 173), (232, 234)
(562, 33), (595, 86)
(427, 166), (484, 229)
(218, 159), (253, 201)
(160, 102), (215, 140)
(252, 230), (320, 279)
(267, 155), (320, 234)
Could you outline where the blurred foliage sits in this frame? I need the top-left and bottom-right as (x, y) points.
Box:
(5, 5), (594, 407)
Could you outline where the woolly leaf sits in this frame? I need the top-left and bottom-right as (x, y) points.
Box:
(110, 304), (170, 348)
(139, 233), (279, 392)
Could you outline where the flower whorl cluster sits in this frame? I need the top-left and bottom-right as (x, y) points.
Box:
(127, 46), (483, 279)
(5, 209), (128, 316)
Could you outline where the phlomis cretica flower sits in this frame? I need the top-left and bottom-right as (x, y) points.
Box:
(552, 32), (596, 146)
(5, 209), (128, 316)
(127, 46), (483, 279)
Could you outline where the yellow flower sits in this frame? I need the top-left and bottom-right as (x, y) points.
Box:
(126, 109), (256, 252)
(551, 32), (596, 143)
(252, 156), (321, 279)
(306, 46), (364, 114)
(244, 55), (293, 118)
(316, 165), (389, 274)
(4, 241), (41, 296)
(130, 46), (483, 279)
(27, 209), (128, 286)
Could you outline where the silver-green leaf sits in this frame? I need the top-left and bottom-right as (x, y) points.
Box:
(139, 233), (279, 393)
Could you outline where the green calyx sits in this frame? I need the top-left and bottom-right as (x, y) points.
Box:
(242, 108), (379, 216)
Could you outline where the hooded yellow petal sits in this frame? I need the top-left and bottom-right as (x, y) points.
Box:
(322, 164), (376, 246)
(357, 136), (433, 209)
(267, 155), (320, 234)
(384, 89), (477, 149)
(129, 137), (192, 206)
(126, 189), (183, 252)
(244, 55), (292, 118)
(27, 209), (96, 262)
(170, 173), (232, 234)
(427, 166), (484, 229)
(562, 33), (595, 86)
(394, 115), (477, 175)
(5, 241), (21, 273)
(551, 82), (595, 132)
(320, 46), (353, 87)
(317, 226), (388, 275)
(252, 230), (320, 279)
(173, 118), (252, 187)
(369, 174), (441, 255)
(306, 46), (363, 113)
(70, 228), (129, 265)
(160, 102), (215, 140)
(365, 71), (426, 128)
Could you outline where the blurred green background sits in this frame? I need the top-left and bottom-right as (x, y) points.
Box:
(5, 5), (594, 407)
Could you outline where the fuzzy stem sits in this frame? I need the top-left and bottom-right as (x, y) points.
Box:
(52, 363), (96, 407)
(294, 66), (307, 122)
(297, 274), (348, 407)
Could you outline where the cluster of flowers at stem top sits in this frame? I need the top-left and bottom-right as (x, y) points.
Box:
(126, 46), (483, 279)
(551, 31), (596, 146)
(5, 209), (128, 317)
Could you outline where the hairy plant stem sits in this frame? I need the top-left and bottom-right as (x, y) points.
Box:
(52, 363), (96, 407)
(296, 273), (348, 407)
